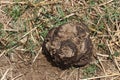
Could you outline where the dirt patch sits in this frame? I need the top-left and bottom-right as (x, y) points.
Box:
(0, 50), (119, 80)
(0, 52), (61, 80)
(0, 50), (88, 80)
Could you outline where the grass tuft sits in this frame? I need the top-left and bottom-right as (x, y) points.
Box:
(83, 64), (97, 77)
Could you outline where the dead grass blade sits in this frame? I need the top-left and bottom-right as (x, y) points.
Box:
(81, 73), (120, 80)
(0, 50), (5, 58)
(20, 27), (37, 40)
(0, 68), (10, 80)
(11, 74), (23, 80)
(0, 0), (62, 7)
(106, 41), (120, 72)
(98, 0), (113, 7)
(32, 47), (42, 63)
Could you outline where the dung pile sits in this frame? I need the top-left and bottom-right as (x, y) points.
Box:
(42, 22), (93, 69)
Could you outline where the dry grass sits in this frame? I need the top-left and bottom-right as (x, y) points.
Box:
(0, 0), (120, 80)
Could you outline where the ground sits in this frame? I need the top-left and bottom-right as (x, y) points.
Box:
(0, 0), (120, 80)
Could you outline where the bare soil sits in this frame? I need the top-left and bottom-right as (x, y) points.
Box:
(0, 49), (120, 80)
(0, 50), (87, 80)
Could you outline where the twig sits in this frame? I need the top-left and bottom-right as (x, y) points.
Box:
(2, 29), (18, 32)
(81, 73), (120, 80)
(0, 50), (5, 58)
(88, 27), (103, 34)
(106, 41), (120, 72)
(59, 70), (67, 79)
(98, 0), (113, 7)
(96, 53), (109, 57)
(67, 69), (77, 80)
(0, 1), (62, 7)
(97, 56), (107, 76)
(32, 47), (42, 63)
(11, 74), (23, 80)
(30, 0), (62, 7)
(20, 27), (37, 40)
(77, 68), (80, 80)
(0, 68), (10, 80)
(0, 1), (26, 5)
